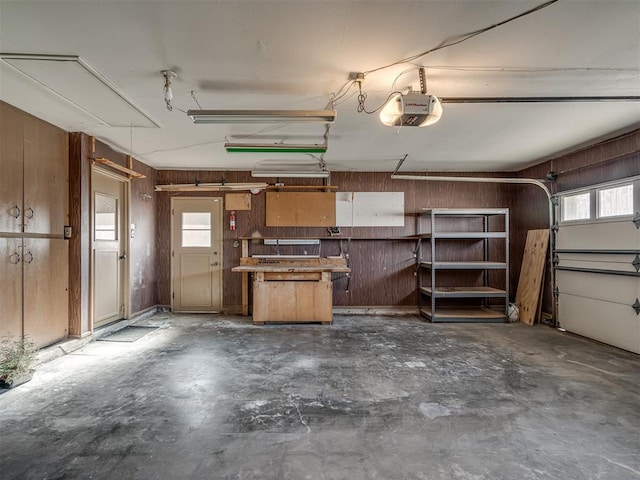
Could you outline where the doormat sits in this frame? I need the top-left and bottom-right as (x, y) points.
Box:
(98, 326), (158, 343)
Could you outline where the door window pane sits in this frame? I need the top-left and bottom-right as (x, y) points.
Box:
(182, 212), (211, 247)
(561, 193), (590, 222)
(95, 193), (117, 241)
(598, 184), (633, 218)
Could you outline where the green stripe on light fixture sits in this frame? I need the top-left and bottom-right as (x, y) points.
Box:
(225, 143), (327, 154)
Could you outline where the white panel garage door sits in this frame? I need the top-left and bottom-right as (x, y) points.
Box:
(556, 177), (640, 354)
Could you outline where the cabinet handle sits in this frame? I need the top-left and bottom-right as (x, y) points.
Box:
(9, 252), (20, 264)
(9, 205), (21, 219)
(119, 253), (127, 260)
(24, 207), (34, 220)
(24, 251), (33, 264)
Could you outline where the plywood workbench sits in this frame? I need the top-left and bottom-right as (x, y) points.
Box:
(232, 256), (350, 325)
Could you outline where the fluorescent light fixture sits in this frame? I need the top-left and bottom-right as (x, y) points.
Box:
(225, 142), (327, 154)
(188, 109), (336, 124)
(251, 170), (330, 178)
(379, 92), (443, 127)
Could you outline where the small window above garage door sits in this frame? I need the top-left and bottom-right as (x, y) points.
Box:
(598, 184), (634, 218)
(560, 177), (639, 225)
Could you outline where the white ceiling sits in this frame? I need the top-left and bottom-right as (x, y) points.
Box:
(1, 0), (639, 172)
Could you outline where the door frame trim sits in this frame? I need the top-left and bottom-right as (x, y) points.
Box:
(170, 196), (224, 312)
(90, 166), (131, 329)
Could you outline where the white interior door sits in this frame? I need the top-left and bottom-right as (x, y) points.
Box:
(556, 178), (640, 354)
(172, 197), (223, 312)
(92, 170), (127, 327)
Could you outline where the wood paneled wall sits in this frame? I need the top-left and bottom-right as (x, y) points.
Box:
(510, 129), (640, 315)
(129, 159), (157, 314)
(155, 170), (509, 308)
(95, 130), (639, 314)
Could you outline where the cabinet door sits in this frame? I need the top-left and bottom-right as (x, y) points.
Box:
(23, 115), (69, 235)
(0, 237), (23, 339)
(0, 103), (24, 233)
(23, 238), (69, 347)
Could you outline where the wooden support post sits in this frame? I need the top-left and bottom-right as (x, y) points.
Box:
(68, 133), (93, 337)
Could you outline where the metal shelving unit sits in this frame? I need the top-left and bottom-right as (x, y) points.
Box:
(417, 208), (509, 323)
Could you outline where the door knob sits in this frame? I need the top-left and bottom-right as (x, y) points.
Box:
(212, 262), (219, 266)
(119, 253), (127, 260)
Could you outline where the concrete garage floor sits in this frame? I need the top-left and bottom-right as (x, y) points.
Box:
(0, 314), (639, 480)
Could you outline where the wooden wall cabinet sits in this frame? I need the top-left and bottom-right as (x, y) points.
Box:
(0, 103), (68, 235)
(0, 238), (69, 345)
(0, 103), (24, 234)
(22, 114), (69, 235)
(23, 238), (69, 346)
(0, 237), (23, 338)
(0, 101), (69, 347)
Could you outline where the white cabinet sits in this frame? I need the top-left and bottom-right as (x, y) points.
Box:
(417, 208), (509, 322)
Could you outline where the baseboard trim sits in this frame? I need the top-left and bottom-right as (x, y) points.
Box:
(129, 305), (161, 319)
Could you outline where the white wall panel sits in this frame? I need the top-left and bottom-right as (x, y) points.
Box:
(336, 192), (404, 227)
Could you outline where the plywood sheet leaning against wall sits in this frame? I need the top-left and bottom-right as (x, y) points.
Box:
(516, 229), (550, 326)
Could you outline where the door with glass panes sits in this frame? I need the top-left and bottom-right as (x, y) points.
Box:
(171, 197), (223, 312)
(93, 170), (127, 327)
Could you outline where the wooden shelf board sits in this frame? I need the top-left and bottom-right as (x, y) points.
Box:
(266, 185), (338, 191)
(419, 208), (508, 216)
(420, 286), (508, 298)
(420, 261), (507, 269)
(420, 307), (506, 322)
(418, 232), (507, 239)
(155, 182), (267, 192)
(94, 158), (146, 178)
(240, 236), (417, 241)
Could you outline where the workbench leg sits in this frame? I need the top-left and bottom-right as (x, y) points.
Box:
(242, 273), (248, 316)
(241, 240), (249, 316)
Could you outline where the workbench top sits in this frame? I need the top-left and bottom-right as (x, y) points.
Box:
(232, 256), (350, 273)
